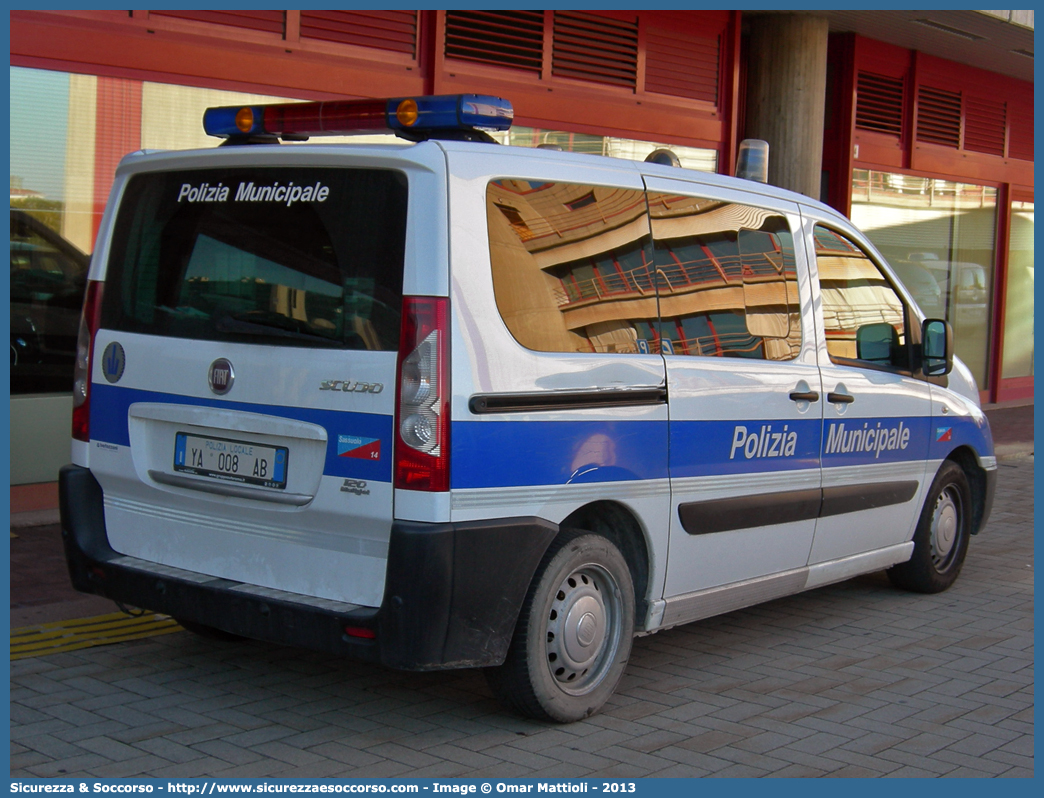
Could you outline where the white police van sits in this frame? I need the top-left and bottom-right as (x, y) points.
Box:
(60, 94), (996, 722)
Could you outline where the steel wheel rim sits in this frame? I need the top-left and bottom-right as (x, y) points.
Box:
(545, 563), (622, 696)
(930, 485), (962, 571)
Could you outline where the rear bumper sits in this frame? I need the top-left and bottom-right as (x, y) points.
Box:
(59, 464), (557, 670)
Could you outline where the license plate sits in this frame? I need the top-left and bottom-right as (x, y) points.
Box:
(174, 432), (288, 489)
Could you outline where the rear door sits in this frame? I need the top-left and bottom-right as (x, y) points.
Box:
(86, 147), (444, 607)
(641, 175), (824, 609)
(442, 146), (672, 604)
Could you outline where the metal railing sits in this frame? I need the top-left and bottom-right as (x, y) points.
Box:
(555, 251), (787, 307)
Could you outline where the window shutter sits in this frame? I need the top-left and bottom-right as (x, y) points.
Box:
(916, 85), (961, 148)
(963, 95), (1006, 157)
(645, 27), (719, 105)
(552, 12), (638, 89)
(300, 11), (417, 56)
(149, 10), (284, 36)
(1008, 106), (1033, 161)
(444, 10), (544, 73)
(855, 71), (904, 136)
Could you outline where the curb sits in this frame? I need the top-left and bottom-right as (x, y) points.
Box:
(995, 443), (1034, 461)
(10, 508), (61, 530)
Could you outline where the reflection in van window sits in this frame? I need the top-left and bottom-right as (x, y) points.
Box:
(102, 168), (407, 351)
(647, 193), (801, 361)
(488, 180), (657, 354)
(813, 226), (908, 367)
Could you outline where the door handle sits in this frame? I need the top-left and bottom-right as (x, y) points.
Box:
(789, 391), (820, 402)
(827, 391), (855, 404)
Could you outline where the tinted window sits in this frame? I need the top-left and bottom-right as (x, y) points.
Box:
(102, 168), (407, 351)
(488, 180), (657, 354)
(10, 211), (90, 394)
(647, 193), (801, 360)
(813, 225), (908, 369)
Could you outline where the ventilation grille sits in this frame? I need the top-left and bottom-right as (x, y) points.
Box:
(552, 12), (638, 88)
(963, 96), (1007, 156)
(300, 11), (417, 55)
(150, 10), (284, 35)
(916, 85), (961, 148)
(1008, 107), (1034, 161)
(855, 71), (904, 136)
(645, 27), (718, 104)
(444, 10), (544, 72)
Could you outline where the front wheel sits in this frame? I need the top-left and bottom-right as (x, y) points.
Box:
(485, 530), (635, 722)
(887, 460), (972, 593)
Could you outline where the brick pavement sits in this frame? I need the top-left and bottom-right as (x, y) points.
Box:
(10, 458), (1033, 778)
(11, 522), (115, 627)
(987, 402), (1035, 460)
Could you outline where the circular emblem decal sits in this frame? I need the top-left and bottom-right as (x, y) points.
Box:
(101, 342), (126, 384)
(208, 358), (235, 395)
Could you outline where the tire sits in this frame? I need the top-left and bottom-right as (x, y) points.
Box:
(175, 618), (245, 642)
(485, 530), (635, 723)
(887, 460), (972, 594)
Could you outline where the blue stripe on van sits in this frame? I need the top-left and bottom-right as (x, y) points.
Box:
(451, 420), (670, 489)
(90, 384), (393, 483)
(668, 418), (822, 478)
(452, 417), (827, 489)
(451, 414), (979, 490)
(92, 384), (990, 493)
(819, 416), (931, 468)
(926, 414), (994, 462)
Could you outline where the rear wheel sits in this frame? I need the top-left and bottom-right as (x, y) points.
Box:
(486, 530), (634, 723)
(887, 460), (971, 593)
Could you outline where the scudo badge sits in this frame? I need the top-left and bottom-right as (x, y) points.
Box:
(320, 380), (384, 394)
(209, 358), (235, 395)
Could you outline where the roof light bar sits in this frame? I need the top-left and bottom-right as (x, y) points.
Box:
(203, 94), (513, 141)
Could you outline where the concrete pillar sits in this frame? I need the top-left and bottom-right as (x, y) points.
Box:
(744, 14), (829, 199)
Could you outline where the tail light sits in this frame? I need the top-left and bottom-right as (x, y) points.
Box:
(343, 625), (377, 640)
(72, 280), (104, 443)
(394, 297), (449, 492)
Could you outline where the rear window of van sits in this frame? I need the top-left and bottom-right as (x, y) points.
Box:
(101, 167), (407, 351)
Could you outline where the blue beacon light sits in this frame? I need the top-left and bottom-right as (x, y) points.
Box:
(203, 94), (513, 140)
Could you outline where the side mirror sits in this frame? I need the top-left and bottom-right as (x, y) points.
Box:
(921, 318), (953, 376)
(856, 322), (900, 365)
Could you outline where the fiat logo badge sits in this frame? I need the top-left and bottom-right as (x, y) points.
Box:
(208, 358), (235, 395)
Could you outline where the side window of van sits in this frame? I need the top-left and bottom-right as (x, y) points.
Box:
(646, 192), (802, 360)
(487, 180), (657, 354)
(813, 225), (910, 370)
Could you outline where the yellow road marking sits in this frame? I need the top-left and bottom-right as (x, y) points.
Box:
(11, 612), (182, 660)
